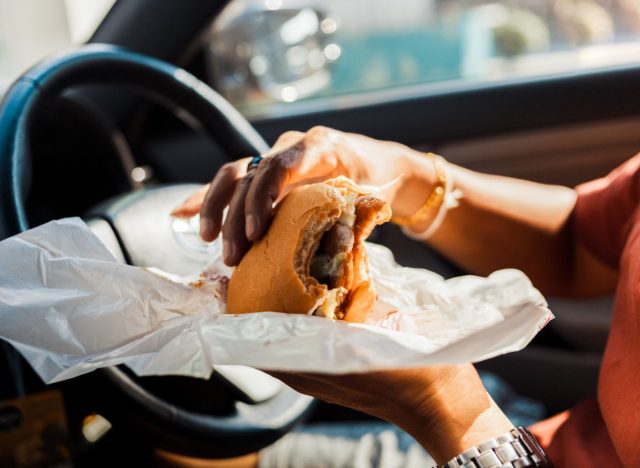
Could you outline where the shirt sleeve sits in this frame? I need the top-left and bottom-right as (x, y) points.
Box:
(573, 153), (640, 268)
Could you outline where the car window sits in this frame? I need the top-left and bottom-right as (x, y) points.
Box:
(206, 0), (640, 118)
(0, 0), (115, 91)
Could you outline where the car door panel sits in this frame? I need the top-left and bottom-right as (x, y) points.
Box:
(436, 115), (640, 186)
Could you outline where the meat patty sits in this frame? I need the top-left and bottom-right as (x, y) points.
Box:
(320, 222), (354, 257)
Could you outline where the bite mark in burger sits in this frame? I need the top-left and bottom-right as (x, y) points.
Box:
(227, 177), (391, 323)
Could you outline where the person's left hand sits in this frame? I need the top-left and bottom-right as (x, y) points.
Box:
(267, 364), (513, 465)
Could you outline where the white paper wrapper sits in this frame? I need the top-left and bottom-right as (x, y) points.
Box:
(0, 218), (552, 383)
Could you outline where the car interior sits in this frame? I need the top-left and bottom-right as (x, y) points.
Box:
(1, 0), (639, 466)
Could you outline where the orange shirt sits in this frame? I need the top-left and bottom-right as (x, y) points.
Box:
(530, 155), (640, 467)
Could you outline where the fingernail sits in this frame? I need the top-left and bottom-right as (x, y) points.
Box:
(223, 239), (235, 263)
(246, 214), (257, 239)
(200, 218), (213, 240)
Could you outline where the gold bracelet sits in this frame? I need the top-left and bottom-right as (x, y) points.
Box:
(391, 153), (447, 228)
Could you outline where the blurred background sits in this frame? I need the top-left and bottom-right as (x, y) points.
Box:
(2, 0), (640, 118)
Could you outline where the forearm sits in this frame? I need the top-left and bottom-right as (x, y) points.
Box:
(429, 165), (579, 295)
(371, 148), (617, 297)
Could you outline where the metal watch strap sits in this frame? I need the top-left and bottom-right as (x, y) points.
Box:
(441, 427), (553, 468)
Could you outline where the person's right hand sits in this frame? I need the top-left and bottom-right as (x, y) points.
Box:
(172, 126), (434, 266)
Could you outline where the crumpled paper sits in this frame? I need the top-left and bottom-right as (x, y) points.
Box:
(0, 218), (552, 383)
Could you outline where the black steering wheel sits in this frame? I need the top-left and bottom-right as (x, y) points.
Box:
(0, 44), (314, 458)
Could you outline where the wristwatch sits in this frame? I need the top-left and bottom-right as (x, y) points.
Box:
(441, 427), (553, 467)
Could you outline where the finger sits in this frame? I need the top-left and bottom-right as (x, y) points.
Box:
(266, 370), (337, 390)
(199, 162), (243, 242)
(266, 371), (339, 402)
(244, 146), (303, 240)
(171, 184), (210, 218)
(266, 371), (306, 389)
(221, 171), (255, 265)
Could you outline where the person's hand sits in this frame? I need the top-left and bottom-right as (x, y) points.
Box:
(269, 364), (513, 464)
(172, 126), (435, 265)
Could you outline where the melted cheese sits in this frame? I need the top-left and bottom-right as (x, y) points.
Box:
(338, 193), (357, 227)
(313, 287), (346, 320)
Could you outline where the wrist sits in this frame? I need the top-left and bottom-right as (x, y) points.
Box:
(381, 151), (436, 224)
(391, 365), (514, 465)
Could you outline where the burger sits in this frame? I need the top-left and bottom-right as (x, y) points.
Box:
(227, 177), (391, 323)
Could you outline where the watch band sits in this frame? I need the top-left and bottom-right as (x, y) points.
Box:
(441, 427), (553, 468)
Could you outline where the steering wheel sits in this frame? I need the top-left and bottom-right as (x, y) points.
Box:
(0, 44), (314, 458)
